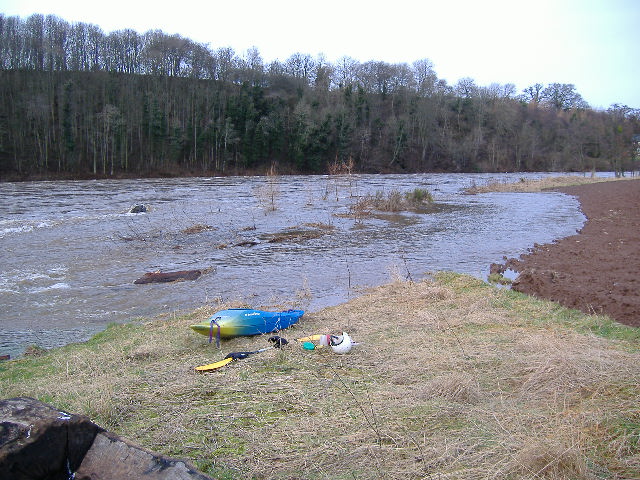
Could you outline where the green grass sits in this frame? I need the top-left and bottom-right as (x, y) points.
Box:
(405, 187), (433, 204)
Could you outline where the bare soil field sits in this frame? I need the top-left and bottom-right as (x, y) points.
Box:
(503, 178), (640, 327)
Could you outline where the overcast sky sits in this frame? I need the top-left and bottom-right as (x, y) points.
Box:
(2, 0), (639, 109)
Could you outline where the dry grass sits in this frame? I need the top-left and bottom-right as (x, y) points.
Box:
(464, 175), (630, 194)
(255, 163), (281, 212)
(1, 273), (639, 479)
(182, 224), (215, 234)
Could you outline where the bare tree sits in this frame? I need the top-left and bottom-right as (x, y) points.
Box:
(541, 83), (589, 110)
(412, 58), (437, 95)
(521, 83), (544, 104)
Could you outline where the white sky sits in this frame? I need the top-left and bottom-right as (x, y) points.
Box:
(2, 0), (639, 109)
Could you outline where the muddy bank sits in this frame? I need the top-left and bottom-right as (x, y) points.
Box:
(503, 179), (639, 327)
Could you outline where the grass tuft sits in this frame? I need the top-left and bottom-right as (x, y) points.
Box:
(347, 187), (434, 217)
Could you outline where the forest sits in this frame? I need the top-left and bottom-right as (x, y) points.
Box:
(1, 13), (639, 179)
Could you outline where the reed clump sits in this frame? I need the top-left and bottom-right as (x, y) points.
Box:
(349, 187), (434, 217)
(1, 273), (638, 479)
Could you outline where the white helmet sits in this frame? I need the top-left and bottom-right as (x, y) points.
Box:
(330, 332), (353, 354)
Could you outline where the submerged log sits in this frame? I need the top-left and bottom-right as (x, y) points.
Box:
(134, 269), (203, 284)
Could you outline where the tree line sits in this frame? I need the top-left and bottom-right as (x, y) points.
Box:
(1, 13), (638, 179)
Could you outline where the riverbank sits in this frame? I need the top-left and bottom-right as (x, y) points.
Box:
(1, 273), (638, 479)
(1, 172), (590, 359)
(500, 178), (640, 327)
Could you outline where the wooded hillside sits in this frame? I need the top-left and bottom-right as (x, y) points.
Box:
(1, 13), (638, 179)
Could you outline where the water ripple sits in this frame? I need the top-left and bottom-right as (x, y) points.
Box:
(0, 173), (593, 357)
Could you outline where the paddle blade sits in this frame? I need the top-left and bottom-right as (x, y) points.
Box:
(195, 357), (234, 372)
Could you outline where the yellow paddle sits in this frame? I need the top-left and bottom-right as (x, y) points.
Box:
(195, 357), (235, 372)
(195, 336), (288, 372)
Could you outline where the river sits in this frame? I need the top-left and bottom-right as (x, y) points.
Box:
(0, 173), (591, 358)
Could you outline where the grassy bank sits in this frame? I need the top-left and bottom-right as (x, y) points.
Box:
(464, 175), (631, 194)
(1, 273), (639, 479)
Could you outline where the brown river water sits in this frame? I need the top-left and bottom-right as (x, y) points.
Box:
(0, 173), (593, 357)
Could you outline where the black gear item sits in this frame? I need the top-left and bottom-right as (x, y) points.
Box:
(268, 336), (289, 348)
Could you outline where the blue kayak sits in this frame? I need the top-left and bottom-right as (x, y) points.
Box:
(190, 308), (304, 344)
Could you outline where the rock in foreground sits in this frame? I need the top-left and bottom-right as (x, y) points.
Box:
(0, 397), (212, 480)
